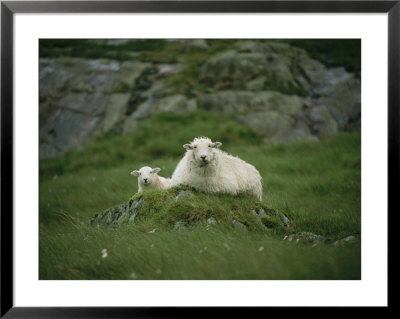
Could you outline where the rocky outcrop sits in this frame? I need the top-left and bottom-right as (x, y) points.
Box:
(39, 58), (190, 158)
(199, 42), (326, 92)
(40, 40), (360, 157)
(198, 65), (360, 143)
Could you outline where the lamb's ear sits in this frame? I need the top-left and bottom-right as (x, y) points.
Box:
(212, 142), (222, 148)
(130, 170), (140, 176)
(183, 144), (193, 150)
(152, 168), (161, 174)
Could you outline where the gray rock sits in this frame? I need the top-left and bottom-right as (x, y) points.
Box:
(285, 232), (327, 244)
(199, 90), (303, 115)
(245, 76), (266, 91)
(174, 220), (186, 231)
(256, 208), (267, 218)
(181, 39), (209, 51)
(207, 217), (217, 225)
(232, 219), (248, 232)
(307, 105), (339, 137)
(103, 93), (131, 132)
(237, 110), (294, 142)
(175, 190), (195, 201)
(111, 61), (151, 91)
(334, 235), (357, 246)
(88, 196), (144, 227)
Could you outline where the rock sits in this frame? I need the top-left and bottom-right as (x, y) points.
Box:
(88, 196), (144, 227)
(175, 190), (195, 201)
(245, 76), (266, 91)
(200, 42), (325, 92)
(199, 90), (303, 115)
(237, 110), (294, 142)
(207, 217), (217, 225)
(232, 220), (248, 232)
(307, 105), (338, 137)
(200, 50), (297, 91)
(334, 235), (357, 246)
(152, 94), (190, 114)
(181, 39), (209, 51)
(174, 220), (186, 231)
(103, 93), (131, 132)
(39, 107), (102, 158)
(111, 61), (151, 91)
(250, 207), (290, 229)
(40, 41), (361, 158)
(285, 232), (327, 244)
(158, 63), (184, 76)
(273, 210), (291, 227)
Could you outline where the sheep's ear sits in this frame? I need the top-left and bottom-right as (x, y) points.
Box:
(212, 142), (222, 148)
(183, 144), (193, 150)
(130, 170), (140, 176)
(152, 168), (161, 174)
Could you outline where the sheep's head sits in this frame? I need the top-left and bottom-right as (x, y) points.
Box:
(183, 137), (222, 166)
(130, 166), (161, 186)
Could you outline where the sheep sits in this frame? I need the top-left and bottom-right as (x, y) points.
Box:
(171, 137), (262, 200)
(130, 166), (171, 192)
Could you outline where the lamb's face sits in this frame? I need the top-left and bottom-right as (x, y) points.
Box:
(183, 138), (222, 166)
(130, 166), (160, 186)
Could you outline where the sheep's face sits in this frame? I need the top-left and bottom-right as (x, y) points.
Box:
(130, 166), (160, 186)
(183, 138), (222, 166)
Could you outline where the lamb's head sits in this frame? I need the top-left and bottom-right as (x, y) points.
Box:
(183, 137), (222, 166)
(130, 166), (161, 186)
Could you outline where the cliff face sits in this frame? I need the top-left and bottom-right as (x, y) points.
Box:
(39, 40), (360, 158)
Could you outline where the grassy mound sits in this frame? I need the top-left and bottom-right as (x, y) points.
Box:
(88, 186), (292, 235)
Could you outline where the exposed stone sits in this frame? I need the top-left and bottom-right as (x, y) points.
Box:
(232, 219), (248, 232)
(285, 232), (328, 244)
(88, 196), (144, 227)
(237, 110), (294, 142)
(334, 235), (357, 246)
(103, 93), (131, 132)
(245, 76), (266, 91)
(207, 217), (217, 225)
(181, 39), (209, 51)
(199, 90), (303, 114)
(40, 40), (360, 158)
(174, 220), (186, 231)
(111, 61), (151, 91)
(175, 190), (195, 201)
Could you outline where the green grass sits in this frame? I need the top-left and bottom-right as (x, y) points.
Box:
(39, 111), (361, 280)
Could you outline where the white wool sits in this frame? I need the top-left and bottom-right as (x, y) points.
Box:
(171, 137), (262, 200)
(130, 166), (171, 192)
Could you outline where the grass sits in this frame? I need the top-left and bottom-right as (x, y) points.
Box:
(39, 111), (361, 280)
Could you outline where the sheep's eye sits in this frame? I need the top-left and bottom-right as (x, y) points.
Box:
(194, 146), (197, 149)
(208, 145), (211, 147)
(139, 173), (141, 175)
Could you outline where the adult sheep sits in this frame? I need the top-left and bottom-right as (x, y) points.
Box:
(131, 166), (171, 192)
(171, 137), (262, 200)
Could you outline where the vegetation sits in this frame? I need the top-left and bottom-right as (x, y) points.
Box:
(39, 111), (361, 280)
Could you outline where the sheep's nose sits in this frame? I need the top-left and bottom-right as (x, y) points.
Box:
(144, 178), (148, 182)
(200, 155), (207, 161)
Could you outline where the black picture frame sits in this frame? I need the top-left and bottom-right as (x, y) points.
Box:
(1, 0), (395, 317)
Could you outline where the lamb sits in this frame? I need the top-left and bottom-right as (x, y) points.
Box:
(130, 166), (171, 192)
(171, 137), (262, 200)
